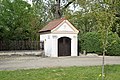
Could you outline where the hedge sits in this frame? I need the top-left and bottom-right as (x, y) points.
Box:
(80, 32), (102, 53)
(80, 32), (120, 56)
(107, 33), (120, 56)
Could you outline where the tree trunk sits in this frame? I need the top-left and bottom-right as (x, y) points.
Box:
(102, 50), (105, 80)
(55, 0), (61, 19)
(54, 0), (75, 19)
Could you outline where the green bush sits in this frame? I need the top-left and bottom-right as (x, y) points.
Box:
(80, 32), (102, 53)
(107, 33), (120, 56)
(80, 32), (120, 56)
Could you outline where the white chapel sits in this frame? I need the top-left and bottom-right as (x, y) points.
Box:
(39, 18), (79, 57)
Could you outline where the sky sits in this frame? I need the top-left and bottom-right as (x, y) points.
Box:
(25, 0), (80, 12)
(25, 0), (32, 5)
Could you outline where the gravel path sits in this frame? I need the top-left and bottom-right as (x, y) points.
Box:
(0, 56), (120, 70)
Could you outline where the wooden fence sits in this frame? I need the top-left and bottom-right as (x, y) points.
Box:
(0, 40), (40, 51)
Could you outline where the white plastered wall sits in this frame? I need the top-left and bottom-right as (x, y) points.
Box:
(40, 33), (78, 57)
(40, 34), (52, 56)
(51, 33), (78, 57)
(40, 20), (79, 57)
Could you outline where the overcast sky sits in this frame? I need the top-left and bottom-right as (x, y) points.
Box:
(25, 0), (80, 12)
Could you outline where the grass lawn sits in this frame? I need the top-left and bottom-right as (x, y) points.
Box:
(0, 65), (120, 80)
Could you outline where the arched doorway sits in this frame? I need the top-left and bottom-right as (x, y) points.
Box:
(58, 37), (71, 56)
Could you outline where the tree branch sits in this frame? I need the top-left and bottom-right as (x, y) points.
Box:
(64, 0), (75, 9)
(115, 13), (120, 17)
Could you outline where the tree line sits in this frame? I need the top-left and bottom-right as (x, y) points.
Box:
(0, 0), (120, 55)
(0, 0), (120, 40)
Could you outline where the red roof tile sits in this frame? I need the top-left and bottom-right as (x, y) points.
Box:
(39, 18), (66, 33)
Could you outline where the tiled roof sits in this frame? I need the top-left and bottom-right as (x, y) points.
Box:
(39, 18), (66, 33)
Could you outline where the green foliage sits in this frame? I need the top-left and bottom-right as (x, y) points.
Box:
(0, 0), (33, 40)
(80, 32), (120, 56)
(0, 0), (45, 40)
(80, 32), (102, 53)
(107, 33), (120, 56)
(68, 12), (98, 34)
(32, 0), (55, 21)
(0, 0), (120, 46)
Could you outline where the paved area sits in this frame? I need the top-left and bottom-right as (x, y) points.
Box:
(0, 50), (42, 56)
(0, 56), (120, 70)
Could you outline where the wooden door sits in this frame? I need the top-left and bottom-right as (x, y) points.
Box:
(58, 37), (71, 56)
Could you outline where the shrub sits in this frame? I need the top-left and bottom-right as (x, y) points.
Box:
(80, 32), (120, 56)
(107, 33), (120, 56)
(80, 32), (102, 53)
